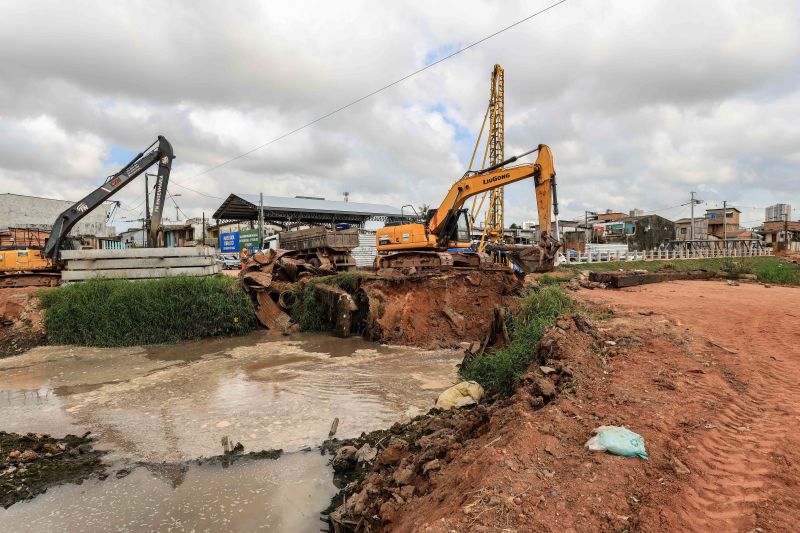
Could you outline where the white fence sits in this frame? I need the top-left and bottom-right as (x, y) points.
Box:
(61, 247), (220, 281)
(564, 246), (773, 265)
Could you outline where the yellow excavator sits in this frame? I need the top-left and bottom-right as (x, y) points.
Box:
(375, 144), (560, 273)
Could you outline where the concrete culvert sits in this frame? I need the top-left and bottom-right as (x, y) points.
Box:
(278, 291), (295, 309)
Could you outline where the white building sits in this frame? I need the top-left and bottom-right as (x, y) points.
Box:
(0, 193), (115, 237)
(119, 227), (147, 247)
(765, 203), (792, 222)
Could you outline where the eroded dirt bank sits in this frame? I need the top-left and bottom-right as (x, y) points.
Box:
(0, 288), (45, 358)
(328, 280), (800, 532)
(361, 270), (520, 348)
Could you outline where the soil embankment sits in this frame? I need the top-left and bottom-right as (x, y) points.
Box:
(0, 287), (44, 357)
(362, 271), (520, 348)
(328, 280), (800, 532)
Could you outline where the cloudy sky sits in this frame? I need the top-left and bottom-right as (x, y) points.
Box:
(1, 0), (798, 230)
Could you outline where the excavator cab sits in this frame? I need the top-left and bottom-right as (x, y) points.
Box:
(439, 209), (472, 249)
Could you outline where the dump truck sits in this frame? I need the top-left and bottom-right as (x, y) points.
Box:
(265, 227), (359, 271)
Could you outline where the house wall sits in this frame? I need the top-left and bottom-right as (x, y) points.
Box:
(627, 215), (676, 251)
(0, 193), (114, 237)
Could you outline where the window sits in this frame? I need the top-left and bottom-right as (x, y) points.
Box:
(680, 228), (687, 235)
(456, 211), (470, 243)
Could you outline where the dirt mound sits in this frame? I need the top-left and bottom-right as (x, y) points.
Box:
(327, 281), (800, 531)
(0, 288), (45, 358)
(327, 313), (601, 531)
(362, 271), (520, 349)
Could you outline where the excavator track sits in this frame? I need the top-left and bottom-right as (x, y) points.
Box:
(0, 271), (61, 288)
(375, 251), (505, 271)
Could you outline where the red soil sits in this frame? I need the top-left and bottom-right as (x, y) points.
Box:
(362, 271), (520, 349)
(0, 287), (45, 357)
(386, 280), (800, 532)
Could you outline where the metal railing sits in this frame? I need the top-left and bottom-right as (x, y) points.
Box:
(563, 246), (773, 265)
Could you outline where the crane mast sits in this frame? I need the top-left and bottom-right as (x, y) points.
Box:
(485, 64), (505, 245)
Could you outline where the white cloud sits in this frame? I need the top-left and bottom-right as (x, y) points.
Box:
(0, 0), (798, 231)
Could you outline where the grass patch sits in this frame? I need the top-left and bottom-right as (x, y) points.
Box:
(290, 271), (368, 331)
(460, 285), (574, 395)
(38, 276), (255, 347)
(751, 260), (800, 285)
(560, 256), (799, 285)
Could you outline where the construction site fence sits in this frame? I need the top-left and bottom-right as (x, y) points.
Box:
(563, 247), (774, 265)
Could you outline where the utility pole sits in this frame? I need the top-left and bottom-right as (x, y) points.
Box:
(784, 212), (789, 250)
(690, 191), (696, 240)
(202, 211), (206, 246)
(259, 192), (264, 250)
(722, 200), (727, 252)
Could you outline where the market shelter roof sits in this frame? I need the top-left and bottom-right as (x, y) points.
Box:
(212, 194), (406, 227)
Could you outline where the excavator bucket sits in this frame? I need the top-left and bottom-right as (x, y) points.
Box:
(485, 240), (561, 274)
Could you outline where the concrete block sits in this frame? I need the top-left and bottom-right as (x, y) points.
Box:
(60, 265), (220, 281)
(60, 247), (214, 260)
(66, 256), (215, 271)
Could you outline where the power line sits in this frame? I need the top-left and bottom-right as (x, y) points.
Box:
(171, 0), (569, 188)
(168, 192), (191, 221)
(170, 180), (224, 200)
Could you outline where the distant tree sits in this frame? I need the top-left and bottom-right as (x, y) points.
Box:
(418, 204), (431, 221)
(509, 223), (519, 229)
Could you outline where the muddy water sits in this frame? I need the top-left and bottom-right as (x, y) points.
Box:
(0, 332), (462, 532)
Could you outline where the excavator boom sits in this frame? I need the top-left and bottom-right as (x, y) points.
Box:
(43, 136), (174, 260)
(427, 145), (554, 241)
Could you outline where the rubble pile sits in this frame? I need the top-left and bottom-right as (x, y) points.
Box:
(240, 249), (339, 331)
(239, 255), (523, 348)
(326, 404), (492, 532)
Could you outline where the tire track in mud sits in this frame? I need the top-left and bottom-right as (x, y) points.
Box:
(583, 281), (800, 532)
(663, 339), (800, 532)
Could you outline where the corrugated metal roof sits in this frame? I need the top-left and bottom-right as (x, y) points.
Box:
(235, 194), (402, 216)
(212, 193), (406, 224)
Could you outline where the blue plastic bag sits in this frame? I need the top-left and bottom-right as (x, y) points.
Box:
(585, 425), (648, 460)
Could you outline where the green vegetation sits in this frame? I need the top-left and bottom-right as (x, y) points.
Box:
(718, 258), (754, 278)
(291, 271), (368, 331)
(460, 285), (574, 395)
(750, 259), (800, 285)
(561, 256), (800, 285)
(38, 276), (255, 347)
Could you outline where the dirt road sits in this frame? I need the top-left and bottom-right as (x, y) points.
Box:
(374, 279), (800, 532)
(582, 280), (800, 531)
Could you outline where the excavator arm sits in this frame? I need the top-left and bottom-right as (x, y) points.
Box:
(375, 144), (559, 273)
(427, 144), (556, 239)
(43, 136), (175, 260)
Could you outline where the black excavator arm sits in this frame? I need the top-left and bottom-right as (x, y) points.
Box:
(43, 136), (175, 260)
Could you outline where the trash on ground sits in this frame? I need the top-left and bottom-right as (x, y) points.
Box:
(435, 381), (485, 410)
(585, 425), (648, 460)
